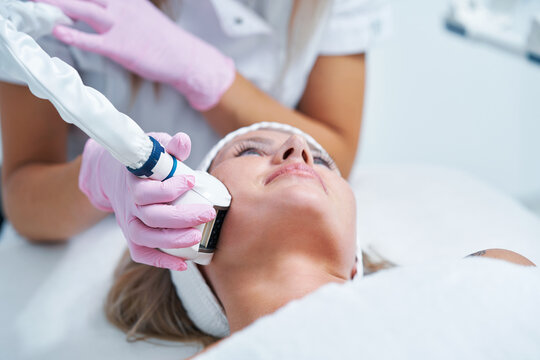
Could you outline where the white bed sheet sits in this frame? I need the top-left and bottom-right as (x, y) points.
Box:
(198, 258), (540, 360)
(0, 217), (202, 360)
(351, 165), (540, 265)
(1, 165), (539, 359)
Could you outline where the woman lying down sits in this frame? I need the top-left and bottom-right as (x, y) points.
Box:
(85, 122), (535, 353)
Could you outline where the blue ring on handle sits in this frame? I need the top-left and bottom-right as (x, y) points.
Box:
(163, 156), (177, 181)
(127, 136), (164, 177)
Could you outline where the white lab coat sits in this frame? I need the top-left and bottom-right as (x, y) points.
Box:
(9, 0), (391, 167)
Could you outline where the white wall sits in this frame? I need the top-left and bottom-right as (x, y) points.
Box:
(356, 0), (540, 211)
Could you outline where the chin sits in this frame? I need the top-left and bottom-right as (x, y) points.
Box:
(271, 179), (323, 199)
(272, 184), (330, 220)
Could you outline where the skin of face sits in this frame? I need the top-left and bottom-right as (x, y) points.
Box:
(204, 129), (357, 279)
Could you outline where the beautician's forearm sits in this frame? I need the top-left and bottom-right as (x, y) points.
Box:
(2, 157), (107, 241)
(203, 55), (366, 178)
(204, 75), (352, 171)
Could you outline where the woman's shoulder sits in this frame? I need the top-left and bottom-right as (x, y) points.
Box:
(467, 249), (536, 267)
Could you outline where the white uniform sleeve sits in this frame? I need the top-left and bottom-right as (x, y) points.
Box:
(318, 0), (392, 55)
(0, 35), (75, 84)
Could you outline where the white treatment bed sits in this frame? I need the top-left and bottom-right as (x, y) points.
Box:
(1, 165), (540, 359)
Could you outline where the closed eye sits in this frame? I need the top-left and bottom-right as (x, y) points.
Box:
(236, 147), (262, 157)
(233, 141), (268, 157)
(312, 151), (336, 169)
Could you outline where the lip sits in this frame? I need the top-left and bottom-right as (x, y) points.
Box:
(264, 163), (327, 192)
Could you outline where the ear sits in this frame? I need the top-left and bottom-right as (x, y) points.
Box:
(350, 256), (358, 279)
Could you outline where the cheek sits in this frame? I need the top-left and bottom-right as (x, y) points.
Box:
(344, 189), (358, 267)
(210, 162), (267, 247)
(342, 186), (357, 238)
(341, 185), (356, 231)
(326, 178), (357, 250)
(212, 160), (265, 210)
(324, 175), (356, 219)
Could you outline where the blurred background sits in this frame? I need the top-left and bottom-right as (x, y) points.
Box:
(355, 0), (540, 216)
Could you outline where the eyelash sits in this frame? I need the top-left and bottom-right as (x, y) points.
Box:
(233, 142), (267, 157)
(233, 142), (337, 170)
(312, 152), (336, 169)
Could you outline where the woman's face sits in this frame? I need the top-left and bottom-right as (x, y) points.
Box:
(207, 130), (357, 277)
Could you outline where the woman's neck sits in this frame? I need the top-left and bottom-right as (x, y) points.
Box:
(211, 255), (347, 333)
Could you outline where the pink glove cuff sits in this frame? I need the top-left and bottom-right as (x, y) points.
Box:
(79, 140), (114, 213)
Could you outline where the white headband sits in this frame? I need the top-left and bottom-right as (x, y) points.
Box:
(169, 122), (340, 338)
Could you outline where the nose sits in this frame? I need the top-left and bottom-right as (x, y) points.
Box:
(272, 134), (314, 165)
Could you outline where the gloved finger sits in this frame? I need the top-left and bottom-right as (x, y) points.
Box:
(33, 0), (113, 33)
(128, 242), (188, 271)
(147, 132), (172, 146)
(137, 203), (216, 228)
(130, 174), (195, 205)
(53, 25), (105, 53)
(165, 132), (192, 162)
(127, 217), (202, 248)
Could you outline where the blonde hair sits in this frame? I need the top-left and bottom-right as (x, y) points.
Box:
(105, 250), (218, 346)
(362, 251), (395, 275)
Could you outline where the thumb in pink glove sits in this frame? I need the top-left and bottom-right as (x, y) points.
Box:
(33, 0), (236, 111)
(79, 132), (216, 271)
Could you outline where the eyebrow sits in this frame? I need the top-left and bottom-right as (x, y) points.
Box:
(235, 136), (275, 146)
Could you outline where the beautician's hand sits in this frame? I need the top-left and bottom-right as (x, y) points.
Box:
(33, 0), (235, 111)
(78, 132), (216, 271)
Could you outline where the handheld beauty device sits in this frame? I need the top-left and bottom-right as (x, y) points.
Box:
(0, 2), (230, 264)
(130, 137), (230, 265)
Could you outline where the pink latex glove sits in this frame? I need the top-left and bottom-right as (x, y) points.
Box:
(33, 0), (235, 111)
(79, 132), (217, 271)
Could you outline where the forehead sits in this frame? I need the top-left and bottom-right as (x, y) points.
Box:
(228, 129), (294, 144)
